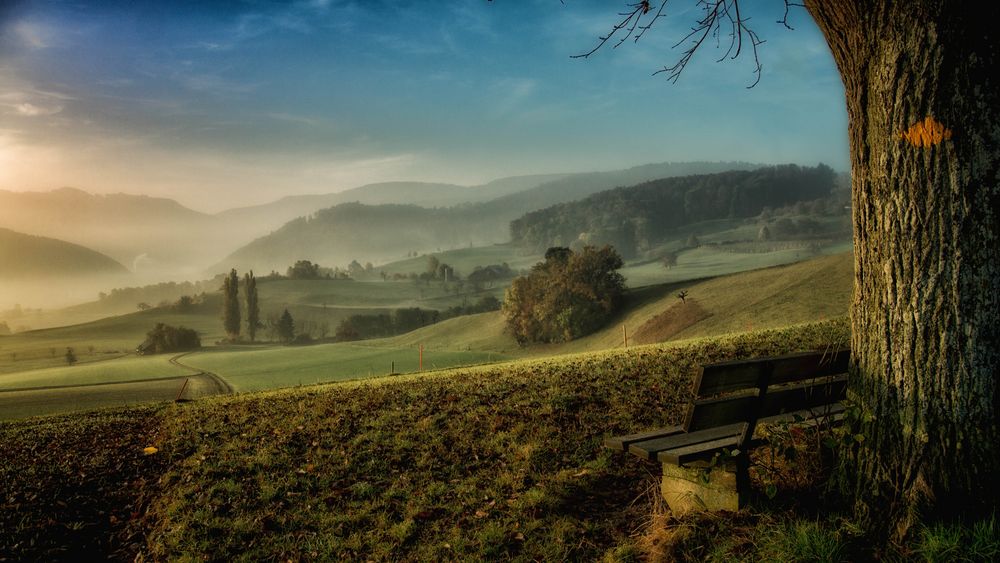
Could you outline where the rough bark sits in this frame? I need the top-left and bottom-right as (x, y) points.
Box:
(807, 1), (1000, 533)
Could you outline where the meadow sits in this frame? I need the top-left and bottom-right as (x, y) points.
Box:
(0, 320), (854, 561)
(0, 251), (854, 420)
(180, 343), (510, 392)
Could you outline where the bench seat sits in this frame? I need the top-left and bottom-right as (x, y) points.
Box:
(605, 348), (850, 514)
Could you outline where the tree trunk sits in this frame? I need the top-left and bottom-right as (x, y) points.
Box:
(807, 1), (1000, 534)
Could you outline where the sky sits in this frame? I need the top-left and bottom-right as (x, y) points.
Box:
(0, 0), (848, 213)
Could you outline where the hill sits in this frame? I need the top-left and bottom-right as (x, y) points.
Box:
(216, 162), (764, 273)
(0, 320), (851, 561)
(214, 174), (571, 233)
(0, 228), (128, 278)
(511, 164), (840, 257)
(373, 251), (853, 356)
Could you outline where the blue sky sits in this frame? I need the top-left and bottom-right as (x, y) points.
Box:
(0, 0), (848, 211)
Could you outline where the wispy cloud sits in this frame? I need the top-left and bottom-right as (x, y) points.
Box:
(487, 77), (539, 118)
(12, 21), (50, 49)
(12, 102), (62, 116)
(179, 73), (260, 97)
(265, 112), (329, 127)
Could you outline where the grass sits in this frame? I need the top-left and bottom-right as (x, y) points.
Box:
(3, 317), (992, 561)
(0, 252), (854, 420)
(180, 343), (512, 392)
(0, 355), (193, 391)
(375, 243), (542, 277)
(621, 245), (824, 288)
(1, 320), (851, 561)
(389, 251), (854, 358)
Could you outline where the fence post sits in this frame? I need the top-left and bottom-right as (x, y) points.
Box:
(175, 378), (190, 402)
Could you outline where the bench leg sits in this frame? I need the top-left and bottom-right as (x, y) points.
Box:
(660, 458), (748, 515)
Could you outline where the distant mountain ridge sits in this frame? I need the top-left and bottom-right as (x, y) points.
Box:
(1, 161), (763, 277)
(215, 162), (770, 272)
(0, 227), (128, 278)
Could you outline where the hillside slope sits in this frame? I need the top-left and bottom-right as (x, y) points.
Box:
(0, 228), (128, 278)
(0, 320), (849, 561)
(218, 162), (763, 272)
(375, 252), (853, 356)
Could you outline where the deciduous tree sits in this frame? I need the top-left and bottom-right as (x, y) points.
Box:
(573, 0), (1000, 532)
(503, 245), (625, 344)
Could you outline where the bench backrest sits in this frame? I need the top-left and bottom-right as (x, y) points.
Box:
(683, 348), (850, 434)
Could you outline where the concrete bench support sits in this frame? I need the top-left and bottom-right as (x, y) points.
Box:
(660, 460), (746, 515)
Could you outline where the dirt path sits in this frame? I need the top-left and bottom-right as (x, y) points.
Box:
(169, 352), (234, 395)
(0, 353), (234, 420)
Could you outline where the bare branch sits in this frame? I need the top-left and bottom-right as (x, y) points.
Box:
(571, 2), (662, 59)
(574, 0), (775, 89)
(778, 0), (805, 30)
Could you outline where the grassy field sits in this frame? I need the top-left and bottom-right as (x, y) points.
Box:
(0, 354), (193, 391)
(2, 320), (860, 561)
(0, 252), (853, 420)
(0, 373), (224, 420)
(5, 318), (996, 561)
(375, 244), (542, 277)
(373, 252), (854, 358)
(181, 344), (511, 392)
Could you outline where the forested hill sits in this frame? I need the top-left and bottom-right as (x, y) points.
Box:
(510, 164), (837, 257)
(217, 203), (494, 272)
(0, 228), (128, 278)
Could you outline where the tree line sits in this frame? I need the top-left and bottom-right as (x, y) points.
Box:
(510, 164), (837, 258)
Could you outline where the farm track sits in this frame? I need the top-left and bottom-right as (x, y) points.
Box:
(169, 352), (234, 395)
(0, 353), (234, 419)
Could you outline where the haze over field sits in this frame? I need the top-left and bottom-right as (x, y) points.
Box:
(0, 0), (849, 312)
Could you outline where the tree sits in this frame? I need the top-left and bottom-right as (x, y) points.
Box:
(64, 347), (77, 366)
(661, 251), (678, 269)
(426, 255), (440, 278)
(578, 0), (1000, 532)
(277, 309), (295, 343)
(503, 245), (626, 344)
(136, 302), (151, 311)
(287, 259), (321, 279)
(139, 323), (201, 354)
(757, 224), (771, 241)
(222, 269), (241, 341)
(245, 270), (259, 342)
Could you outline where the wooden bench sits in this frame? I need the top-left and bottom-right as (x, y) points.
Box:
(605, 348), (850, 514)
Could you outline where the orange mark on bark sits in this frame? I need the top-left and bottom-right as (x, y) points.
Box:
(899, 116), (953, 148)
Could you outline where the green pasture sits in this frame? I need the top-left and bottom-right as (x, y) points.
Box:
(369, 251), (854, 357)
(621, 244), (819, 287)
(376, 244), (541, 276)
(0, 309), (224, 374)
(181, 343), (511, 392)
(0, 354), (193, 391)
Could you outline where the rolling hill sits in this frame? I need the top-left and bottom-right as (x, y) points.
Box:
(371, 251), (853, 356)
(0, 162), (752, 278)
(213, 174), (570, 232)
(0, 228), (128, 278)
(216, 161), (766, 272)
